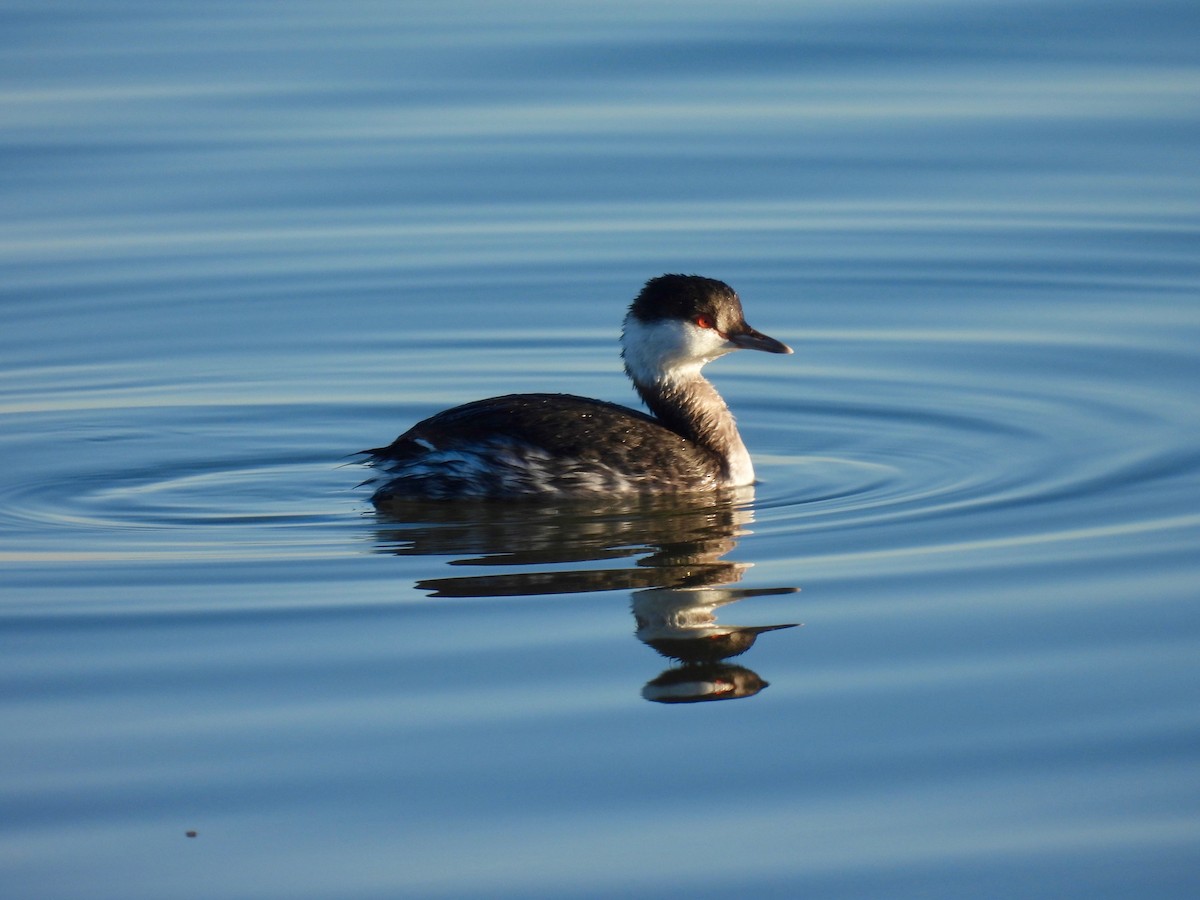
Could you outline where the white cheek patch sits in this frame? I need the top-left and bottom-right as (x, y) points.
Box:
(622, 317), (734, 384)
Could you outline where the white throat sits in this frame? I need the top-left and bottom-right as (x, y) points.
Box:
(620, 316), (735, 387)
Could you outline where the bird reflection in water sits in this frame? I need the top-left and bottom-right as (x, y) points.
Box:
(370, 490), (799, 703)
(634, 585), (798, 703)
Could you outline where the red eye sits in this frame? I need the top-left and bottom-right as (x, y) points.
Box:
(695, 315), (714, 329)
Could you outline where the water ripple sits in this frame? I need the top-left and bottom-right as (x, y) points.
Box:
(747, 328), (1199, 577)
(0, 321), (1192, 581)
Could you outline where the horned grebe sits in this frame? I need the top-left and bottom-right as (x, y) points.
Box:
(362, 274), (791, 501)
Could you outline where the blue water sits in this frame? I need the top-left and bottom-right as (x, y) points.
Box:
(3, 1), (1199, 897)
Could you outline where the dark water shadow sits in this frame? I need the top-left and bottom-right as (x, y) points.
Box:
(370, 491), (800, 703)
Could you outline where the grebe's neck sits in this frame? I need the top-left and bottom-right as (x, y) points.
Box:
(622, 316), (754, 486)
(635, 372), (754, 485)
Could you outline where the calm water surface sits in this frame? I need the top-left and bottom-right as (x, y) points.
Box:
(3, 1), (1199, 897)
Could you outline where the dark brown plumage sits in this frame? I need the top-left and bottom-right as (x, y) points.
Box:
(362, 275), (790, 501)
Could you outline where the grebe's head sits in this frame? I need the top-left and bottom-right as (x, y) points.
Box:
(622, 274), (792, 385)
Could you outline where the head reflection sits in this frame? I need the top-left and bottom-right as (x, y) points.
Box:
(633, 586), (798, 703)
(371, 491), (799, 703)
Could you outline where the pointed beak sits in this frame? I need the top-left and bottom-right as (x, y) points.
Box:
(729, 326), (793, 355)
